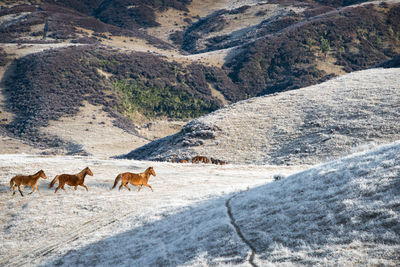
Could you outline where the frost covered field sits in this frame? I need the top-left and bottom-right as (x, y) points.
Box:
(1, 141), (400, 266)
(0, 154), (304, 266)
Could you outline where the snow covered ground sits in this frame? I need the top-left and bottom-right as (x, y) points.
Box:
(0, 154), (304, 266)
(231, 141), (400, 266)
(1, 141), (400, 266)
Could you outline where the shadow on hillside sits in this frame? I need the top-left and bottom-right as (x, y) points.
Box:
(40, 193), (250, 267)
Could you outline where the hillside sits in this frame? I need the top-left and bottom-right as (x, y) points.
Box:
(1, 0), (400, 155)
(1, 46), (239, 154)
(0, 141), (399, 265)
(229, 140), (400, 265)
(123, 67), (400, 165)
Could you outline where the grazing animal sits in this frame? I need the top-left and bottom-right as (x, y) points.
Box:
(211, 158), (228, 165)
(111, 167), (156, 192)
(9, 170), (47, 196)
(49, 167), (93, 194)
(171, 158), (188, 163)
(191, 156), (210, 164)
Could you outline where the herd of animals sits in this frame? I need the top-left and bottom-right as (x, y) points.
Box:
(8, 155), (227, 197)
(172, 155), (228, 165)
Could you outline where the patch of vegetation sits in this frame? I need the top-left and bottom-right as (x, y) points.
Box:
(267, 0), (370, 7)
(42, 0), (103, 15)
(320, 35), (331, 54)
(89, 49), (241, 102)
(113, 79), (217, 118)
(226, 3), (400, 96)
(0, 3), (173, 49)
(92, 0), (191, 29)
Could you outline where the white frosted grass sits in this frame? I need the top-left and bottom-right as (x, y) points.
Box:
(231, 141), (400, 266)
(1, 141), (400, 265)
(0, 154), (303, 266)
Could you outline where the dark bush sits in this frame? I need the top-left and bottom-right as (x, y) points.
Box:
(93, 0), (191, 29)
(0, 48), (9, 66)
(226, 4), (400, 97)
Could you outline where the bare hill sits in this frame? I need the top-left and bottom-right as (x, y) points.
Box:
(123, 67), (400, 165)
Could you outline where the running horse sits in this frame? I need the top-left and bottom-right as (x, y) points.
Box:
(9, 170), (48, 196)
(49, 167), (93, 194)
(111, 167), (156, 192)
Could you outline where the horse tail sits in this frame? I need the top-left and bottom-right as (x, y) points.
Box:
(111, 174), (122, 189)
(49, 175), (59, 189)
(9, 177), (15, 189)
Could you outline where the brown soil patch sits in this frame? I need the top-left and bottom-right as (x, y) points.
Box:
(40, 102), (149, 157)
(315, 53), (346, 76)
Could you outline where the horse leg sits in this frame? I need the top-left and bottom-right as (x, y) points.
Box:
(12, 185), (16, 195)
(74, 185), (78, 190)
(18, 185), (24, 197)
(36, 184), (41, 195)
(55, 184), (63, 194)
(138, 185), (142, 192)
(81, 184), (88, 191)
(28, 186), (36, 194)
(118, 183), (124, 191)
(144, 184), (153, 192)
(124, 183), (131, 191)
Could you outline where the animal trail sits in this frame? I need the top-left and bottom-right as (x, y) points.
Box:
(225, 194), (258, 267)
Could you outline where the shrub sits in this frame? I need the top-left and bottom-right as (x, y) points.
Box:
(320, 35), (331, 54)
(113, 79), (218, 119)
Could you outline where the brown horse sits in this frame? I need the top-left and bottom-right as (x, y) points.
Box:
(9, 170), (47, 196)
(211, 158), (228, 165)
(191, 156), (210, 164)
(49, 167), (93, 194)
(171, 158), (188, 163)
(111, 167), (156, 192)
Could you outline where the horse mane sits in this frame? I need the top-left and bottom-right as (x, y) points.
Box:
(79, 167), (90, 175)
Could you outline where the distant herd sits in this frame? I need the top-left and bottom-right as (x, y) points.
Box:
(8, 155), (227, 197)
(172, 155), (228, 165)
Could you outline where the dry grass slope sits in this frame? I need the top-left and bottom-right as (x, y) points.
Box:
(123, 68), (400, 165)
